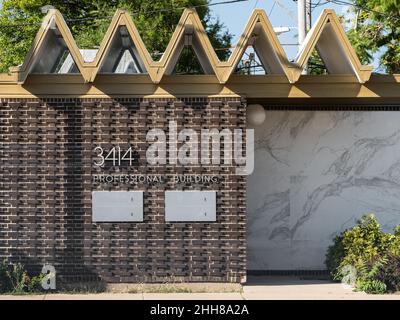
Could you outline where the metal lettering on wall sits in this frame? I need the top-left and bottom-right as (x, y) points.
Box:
(165, 191), (216, 222)
(92, 191), (143, 222)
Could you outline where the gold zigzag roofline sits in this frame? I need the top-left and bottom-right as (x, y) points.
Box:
(11, 8), (372, 84)
(294, 9), (372, 83)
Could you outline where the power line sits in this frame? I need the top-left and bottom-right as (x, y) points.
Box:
(0, 0), (250, 28)
(310, 0), (400, 22)
(310, 0), (331, 9)
(327, 0), (400, 22)
(136, 0), (249, 15)
(268, 2), (277, 17)
(274, 0), (296, 22)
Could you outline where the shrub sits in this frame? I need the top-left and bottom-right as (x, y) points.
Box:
(325, 214), (400, 294)
(356, 279), (387, 294)
(27, 274), (45, 293)
(7, 262), (30, 294)
(325, 234), (345, 281)
(355, 256), (387, 294)
(340, 215), (393, 270)
(0, 260), (11, 293)
(390, 226), (400, 256)
(376, 255), (400, 293)
(326, 214), (394, 280)
(0, 260), (45, 294)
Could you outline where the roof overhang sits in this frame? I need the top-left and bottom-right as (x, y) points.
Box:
(0, 74), (399, 100)
(4, 8), (377, 86)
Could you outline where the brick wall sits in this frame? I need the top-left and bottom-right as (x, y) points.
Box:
(0, 97), (246, 283)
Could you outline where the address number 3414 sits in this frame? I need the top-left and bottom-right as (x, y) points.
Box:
(93, 146), (136, 167)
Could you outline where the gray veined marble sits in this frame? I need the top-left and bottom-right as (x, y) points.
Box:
(247, 111), (400, 270)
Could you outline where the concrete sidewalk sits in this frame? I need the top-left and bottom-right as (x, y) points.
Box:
(242, 276), (400, 300)
(1, 276), (399, 300)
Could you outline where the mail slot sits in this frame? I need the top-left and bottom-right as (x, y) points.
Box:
(165, 191), (216, 222)
(92, 191), (143, 222)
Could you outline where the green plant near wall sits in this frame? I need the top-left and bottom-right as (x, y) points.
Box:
(326, 214), (392, 279)
(325, 214), (400, 294)
(355, 255), (388, 294)
(7, 262), (29, 293)
(0, 259), (45, 294)
(376, 254), (400, 293)
(0, 260), (11, 293)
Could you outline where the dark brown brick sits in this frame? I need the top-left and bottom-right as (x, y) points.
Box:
(0, 97), (246, 283)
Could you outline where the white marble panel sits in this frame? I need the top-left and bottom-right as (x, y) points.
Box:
(247, 111), (400, 270)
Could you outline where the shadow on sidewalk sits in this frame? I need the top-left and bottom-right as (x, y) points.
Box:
(245, 275), (334, 286)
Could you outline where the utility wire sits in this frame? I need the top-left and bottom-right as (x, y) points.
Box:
(274, 0), (296, 22)
(133, 0), (249, 15)
(310, 0), (330, 9)
(268, 2), (277, 17)
(327, 0), (400, 22)
(310, 0), (400, 22)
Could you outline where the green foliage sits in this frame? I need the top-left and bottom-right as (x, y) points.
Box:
(356, 278), (387, 294)
(27, 274), (46, 293)
(339, 214), (394, 271)
(306, 2), (400, 74)
(7, 262), (30, 293)
(326, 214), (393, 279)
(326, 214), (400, 294)
(0, 259), (44, 294)
(376, 255), (400, 292)
(345, 0), (400, 73)
(173, 46), (204, 74)
(355, 255), (388, 293)
(325, 234), (346, 280)
(0, 0), (232, 73)
(307, 49), (328, 75)
(0, 260), (12, 293)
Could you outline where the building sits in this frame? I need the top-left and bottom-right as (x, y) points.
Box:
(1, 8), (399, 284)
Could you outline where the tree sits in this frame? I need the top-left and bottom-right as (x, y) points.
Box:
(0, 0), (232, 73)
(346, 0), (400, 73)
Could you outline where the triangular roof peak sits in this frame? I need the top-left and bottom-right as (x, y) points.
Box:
(150, 8), (222, 82)
(89, 9), (154, 81)
(293, 9), (372, 83)
(16, 9), (91, 83)
(219, 9), (296, 83)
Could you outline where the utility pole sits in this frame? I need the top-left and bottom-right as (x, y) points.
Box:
(297, 0), (306, 46)
(306, 0), (312, 31)
(297, 0), (308, 74)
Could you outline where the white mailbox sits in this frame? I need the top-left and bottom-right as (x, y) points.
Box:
(92, 191), (143, 222)
(165, 191), (216, 222)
